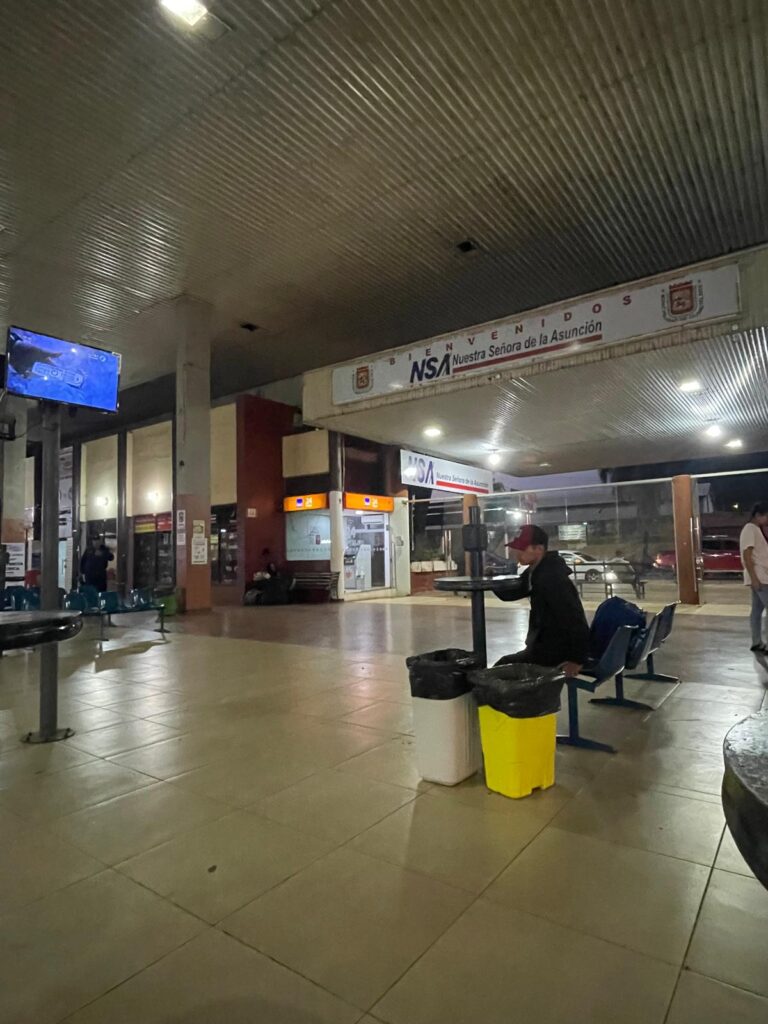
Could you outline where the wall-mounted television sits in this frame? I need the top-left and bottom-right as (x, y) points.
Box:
(5, 326), (120, 413)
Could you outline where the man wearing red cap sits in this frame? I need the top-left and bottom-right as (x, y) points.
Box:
(496, 524), (590, 677)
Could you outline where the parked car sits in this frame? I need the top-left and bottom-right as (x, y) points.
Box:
(484, 550), (519, 578)
(557, 550), (636, 584)
(654, 535), (742, 576)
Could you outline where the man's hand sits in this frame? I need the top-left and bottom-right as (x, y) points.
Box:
(751, 576), (762, 592)
(562, 662), (582, 678)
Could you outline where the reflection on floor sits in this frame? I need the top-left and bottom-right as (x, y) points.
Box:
(0, 600), (767, 1023)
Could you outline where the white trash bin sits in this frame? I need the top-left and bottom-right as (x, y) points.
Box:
(407, 649), (483, 786)
(411, 692), (482, 785)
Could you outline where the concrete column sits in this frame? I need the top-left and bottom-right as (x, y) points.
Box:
(174, 297), (212, 611)
(672, 474), (701, 606)
(462, 494), (478, 575)
(1, 397), (28, 544)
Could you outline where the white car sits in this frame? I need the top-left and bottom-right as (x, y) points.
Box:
(557, 550), (635, 584)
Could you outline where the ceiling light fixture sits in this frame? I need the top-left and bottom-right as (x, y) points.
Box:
(539, 462), (552, 468)
(703, 424), (723, 439)
(147, 490), (160, 502)
(487, 452), (502, 468)
(678, 379), (703, 393)
(95, 496), (110, 508)
(725, 438), (743, 449)
(160, 0), (208, 26)
(423, 426), (442, 439)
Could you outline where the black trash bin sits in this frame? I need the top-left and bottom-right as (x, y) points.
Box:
(406, 649), (483, 785)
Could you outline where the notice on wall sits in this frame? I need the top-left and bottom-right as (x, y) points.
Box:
(4, 542), (25, 581)
(192, 519), (205, 535)
(176, 509), (186, 531)
(285, 510), (332, 562)
(176, 531), (186, 547)
(558, 524), (587, 543)
(191, 535), (208, 565)
(332, 262), (740, 404)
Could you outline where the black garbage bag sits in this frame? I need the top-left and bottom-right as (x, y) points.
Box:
(469, 663), (565, 718)
(406, 648), (482, 700)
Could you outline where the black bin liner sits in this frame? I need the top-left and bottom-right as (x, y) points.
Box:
(406, 648), (482, 700)
(469, 663), (565, 718)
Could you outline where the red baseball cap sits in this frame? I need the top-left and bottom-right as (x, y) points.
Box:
(506, 525), (548, 551)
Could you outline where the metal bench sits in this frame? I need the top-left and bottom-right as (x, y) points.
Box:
(291, 571), (340, 601)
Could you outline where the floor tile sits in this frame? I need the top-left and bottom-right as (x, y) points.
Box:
(554, 773), (725, 864)
(485, 826), (708, 963)
(108, 732), (250, 779)
(714, 826), (753, 877)
(686, 869), (768, 996)
(606, 745), (725, 796)
(427, 766), (584, 822)
(119, 809), (334, 922)
(671, 683), (765, 707)
(98, 692), (187, 717)
(169, 747), (319, 805)
(0, 824), (102, 914)
(0, 759), (156, 822)
(654, 698), (755, 725)
(336, 735), (431, 791)
(222, 846), (472, 1010)
(292, 691), (380, 720)
(72, 683), (165, 707)
(340, 700), (414, 735)
(0, 740), (95, 790)
(374, 898), (677, 1024)
(52, 782), (229, 864)
(256, 769), (416, 843)
(352, 792), (545, 892)
(620, 717), (731, 756)
(0, 870), (202, 1024)
(60, 705), (136, 733)
(64, 928), (361, 1023)
(347, 680), (412, 705)
(666, 971), (768, 1024)
(68, 720), (182, 757)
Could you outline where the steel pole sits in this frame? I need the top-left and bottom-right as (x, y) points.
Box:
(468, 505), (487, 667)
(26, 403), (72, 743)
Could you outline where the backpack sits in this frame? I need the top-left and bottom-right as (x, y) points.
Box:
(590, 596), (647, 661)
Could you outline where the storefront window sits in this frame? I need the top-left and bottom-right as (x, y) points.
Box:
(211, 504), (238, 583)
(343, 511), (392, 591)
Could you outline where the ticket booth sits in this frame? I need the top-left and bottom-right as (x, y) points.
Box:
(342, 493), (395, 593)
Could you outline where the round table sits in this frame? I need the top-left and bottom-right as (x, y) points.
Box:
(722, 711), (768, 891)
(0, 610), (83, 652)
(433, 575), (526, 665)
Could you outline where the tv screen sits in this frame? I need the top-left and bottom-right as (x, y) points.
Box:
(5, 326), (120, 413)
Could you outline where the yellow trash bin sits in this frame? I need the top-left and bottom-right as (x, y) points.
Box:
(478, 705), (556, 799)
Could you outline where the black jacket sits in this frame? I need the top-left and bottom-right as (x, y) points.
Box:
(495, 551), (590, 666)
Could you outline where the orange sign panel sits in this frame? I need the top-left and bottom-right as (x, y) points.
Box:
(283, 493), (328, 512)
(343, 493), (395, 513)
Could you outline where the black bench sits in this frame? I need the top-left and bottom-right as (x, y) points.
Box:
(291, 571), (340, 601)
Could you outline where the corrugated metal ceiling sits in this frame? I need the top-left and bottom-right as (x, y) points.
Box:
(1, 0), (767, 395)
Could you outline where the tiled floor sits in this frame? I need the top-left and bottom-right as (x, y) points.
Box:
(0, 600), (767, 1023)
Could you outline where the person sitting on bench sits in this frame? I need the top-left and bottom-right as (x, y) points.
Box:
(494, 524), (590, 678)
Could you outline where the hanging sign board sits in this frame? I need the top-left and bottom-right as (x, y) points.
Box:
(343, 493), (395, 513)
(283, 494), (329, 512)
(400, 450), (492, 495)
(332, 263), (740, 404)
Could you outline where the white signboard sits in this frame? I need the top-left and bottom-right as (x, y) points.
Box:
(400, 450), (492, 495)
(558, 524), (587, 543)
(333, 263), (740, 404)
(285, 510), (332, 562)
(4, 542), (25, 581)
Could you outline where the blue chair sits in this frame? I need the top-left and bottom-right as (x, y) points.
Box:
(557, 625), (636, 754)
(65, 591), (89, 612)
(99, 592), (121, 614)
(79, 584), (100, 610)
(590, 616), (660, 712)
(6, 586), (27, 610)
(626, 602), (679, 683)
(21, 590), (41, 610)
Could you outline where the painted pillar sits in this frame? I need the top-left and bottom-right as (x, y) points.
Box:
(1, 397), (27, 545)
(174, 297), (212, 612)
(462, 494), (478, 575)
(672, 474), (701, 606)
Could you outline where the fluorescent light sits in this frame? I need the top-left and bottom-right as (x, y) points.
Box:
(539, 462), (552, 468)
(487, 452), (501, 467)
(678, 379), (703, 393)
(704, 424), (723, 438)
(96, 496), (109, 508)
(160, 0), (208, 26)
(147, 490), (160, 502)
(423, 426), (442, 439)
(725, 438), (743, 449)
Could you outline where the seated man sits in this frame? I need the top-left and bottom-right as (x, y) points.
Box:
(494, 524), (589, 677)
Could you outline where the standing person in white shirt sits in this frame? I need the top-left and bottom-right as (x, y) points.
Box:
(739, 502), (768, 653)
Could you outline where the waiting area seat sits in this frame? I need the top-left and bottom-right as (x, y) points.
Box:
(63, 587), (167, 641)
(290, 571), (340, 601)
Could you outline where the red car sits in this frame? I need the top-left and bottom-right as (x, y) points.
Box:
(654, 535), (742, 576)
